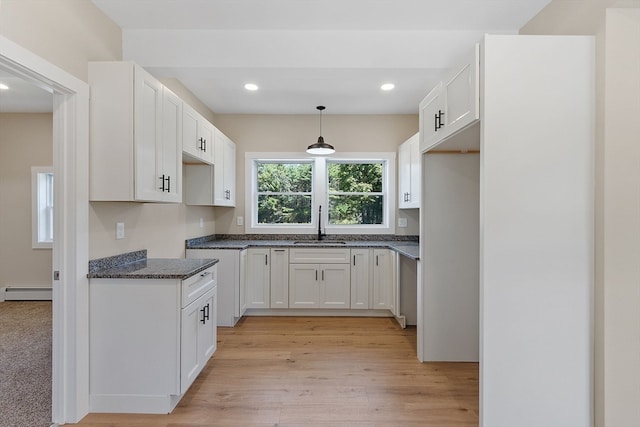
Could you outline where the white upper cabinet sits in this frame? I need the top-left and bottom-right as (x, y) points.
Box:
(398, 132), (421, 209)
(185, 128), (237, 207)
(213, 128), (237, 207)
(158, 88), (183, 203)
(182, 103), (214, 165)
(419, 44), (480, 153)
(89, 62), (182, 202)
(419, 81), (444, 152)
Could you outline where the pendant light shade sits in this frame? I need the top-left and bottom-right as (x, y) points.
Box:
(307, 105), (335, 155)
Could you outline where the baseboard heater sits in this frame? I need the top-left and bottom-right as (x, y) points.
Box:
(0, 287), (52, 302)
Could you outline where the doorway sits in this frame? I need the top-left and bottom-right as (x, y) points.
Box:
(0, 35), (89, 424)
(0, 70), (54, 425)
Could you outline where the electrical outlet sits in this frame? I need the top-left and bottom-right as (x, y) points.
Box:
(116, 222), (125, 239)
(236, 216), (244, 226)
(199, 218), (204, 228)
(398, 218), (408, 228)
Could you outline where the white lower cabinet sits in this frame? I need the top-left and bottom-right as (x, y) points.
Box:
(89, 265), (217, 414)
(186, 249), (246, 326)
(180, 286), (217, 394)
(350, 248), (370, 309)
(184, 247), (399, 320)
(289, 263), (319, 308)
(270, 248), (289, 308)
(289, 263), (350, 308)
(288, 248), (351, 309)
(246, 248), (270, 308)
(372, 249), (394, 310)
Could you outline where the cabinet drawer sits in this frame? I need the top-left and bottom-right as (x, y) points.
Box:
(289, 248), (350, 264)
(182, 265), (216, 308)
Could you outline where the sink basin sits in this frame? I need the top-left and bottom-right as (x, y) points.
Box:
(293, 240), (346, 245)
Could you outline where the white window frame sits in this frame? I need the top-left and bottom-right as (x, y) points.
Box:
(245, 152), (396, 235)
(31, 166), (54, 249)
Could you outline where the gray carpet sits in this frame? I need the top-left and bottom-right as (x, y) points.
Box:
(0, 301), (52, 427)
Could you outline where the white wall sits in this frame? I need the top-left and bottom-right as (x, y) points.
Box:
(602, 8), (640, 426)
(480, 35), (593, 427)
(212, 114), (418, 235)
(0, 0), (122, 82)
(0, 113), (53, 288)
(521, 3), (640, 426)
(422, 152), (479, 361)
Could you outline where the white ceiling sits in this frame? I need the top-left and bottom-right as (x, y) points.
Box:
(0, 70), (53, 113)
(87, 1), (550, 115)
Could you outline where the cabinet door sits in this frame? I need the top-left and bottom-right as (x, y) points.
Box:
(198, 287), (217, 364)
(214, 129), (236, 206)
(181, 287), (217, 394)
(320, 264), (350, 309)
(133, 65), (163, 202)
(408, 135), (421, 208)
(180, 299), (202, 394)
(372, 249), (394, 309)
(398, 140), (412, 209)
(161, 88), (183, 203)
(419, 81), (444, 153)
(289, 264), (320, 308)
(398, 133), (420, 209)
(223, 137), (236, 205)
(182, 103), (200, 159)
(350, 249), (370, 309)
(239, 249), (248, 316)
(441, 43), (480, 140)
(198, 118), (214, 164)
(246, 248), (270, 308)
(270, 249), (289, 308)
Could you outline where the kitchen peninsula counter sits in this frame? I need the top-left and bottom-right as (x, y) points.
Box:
(87, 249), (219, 279)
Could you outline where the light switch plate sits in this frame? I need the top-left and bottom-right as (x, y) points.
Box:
(398, 218), (408, 228)
(236, 216), (244, 226)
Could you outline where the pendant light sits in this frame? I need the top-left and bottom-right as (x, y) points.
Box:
(307, 105), (335, 155)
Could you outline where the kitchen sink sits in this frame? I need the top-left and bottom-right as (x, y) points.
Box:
(293, 240), (347, 244)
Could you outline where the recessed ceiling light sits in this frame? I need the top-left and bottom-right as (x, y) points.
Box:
(381, 83), (395, 91)
(0, 83), (9, 90)
(244, 83), (259, 91)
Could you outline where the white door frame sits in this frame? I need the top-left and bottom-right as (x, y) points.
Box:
(0, 36), (89, 423)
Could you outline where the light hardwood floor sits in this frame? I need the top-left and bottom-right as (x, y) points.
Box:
(75, 316), (478, 427)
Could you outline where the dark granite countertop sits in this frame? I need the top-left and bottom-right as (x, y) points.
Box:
(186, 237), (420, 260)
(87, 249), (219, 279)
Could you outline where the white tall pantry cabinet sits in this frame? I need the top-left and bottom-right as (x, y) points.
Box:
(419, 35), (594, 427)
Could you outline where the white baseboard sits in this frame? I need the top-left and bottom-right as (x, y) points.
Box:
(0, 286), (53, 301)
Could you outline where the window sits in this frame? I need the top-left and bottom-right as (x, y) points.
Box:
(32, 166), (53, 249)
(246, 153), (395, 234)
(256, 161), (313, 225)
(327, 161), (384, 225)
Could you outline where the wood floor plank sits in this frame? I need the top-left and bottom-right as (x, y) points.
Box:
(74, 317), (478, 426)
